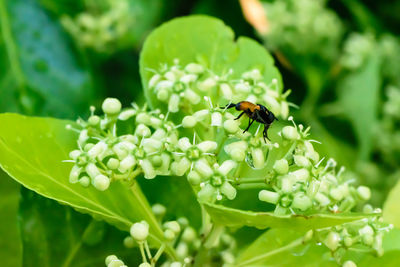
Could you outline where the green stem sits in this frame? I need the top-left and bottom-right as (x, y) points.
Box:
(236, 183), (267, 190)
(204, 224), (224, 248)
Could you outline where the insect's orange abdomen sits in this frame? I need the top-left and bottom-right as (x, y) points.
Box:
(238, 101), (259, 112)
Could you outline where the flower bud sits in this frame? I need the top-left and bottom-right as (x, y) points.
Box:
(152, 203), (166, 217)
(164, 229), (175, 241)
(88, 115), (100, 126)
(69, 150), (81, 160)
(119, 155), (136, 173)
(185, 63), (204, 74)
(79, 176), (90, 187)
(164, 71), (176, 82)
(195, 159), (213, 178)
(294, 155), (310, 168)
(164, 221), (181, 234)
(193, 109), (209, 121)
(357, 186), (371, 201)
(324, 231), (340, 251)
(273, 158), (289, 174)
(69, 165), (82, 183)
(135, 124), (151, 137)
(281, 126), (300, 140)
(136, 113), (151, 124)
(180, 74), (197, 84)
(130, 221), (149, 242)
(86, 163), (101, 178)
(220, 83), (232, 99)
(303, 230), (314, 242)
(281, 177), (293, 193)
(291, 169), (309, 183)
(105, 255), (118, 265)
(157, 89), (169, 101)
(223, 119), (239, 133)
(176, 242), (189, 259)
(221, 182), (237, 200)
(184, 89), (201, 104)
(149, 74), (161, 88)
(251, 148), (265, 169)
(259, 190), (279, 204)
(140, 159), (156, 179)
(187, 171), (201, 185)
(292, 193), (312, 211)
(363, 204), (374, 213)
(123, 236), (135, 248)
(218, 160), (237, 176)
(93, 175), (110, 191)
(197, 184), (216, 202)
(168, 93), (180, 113)
(211, 112), (222, 126)
(142, 138), (162, 153)
(170, 262), (182, 267)
(139, 263), (151, 267)
(263, 95), (280, 115)
(197, 77), (216, 91)
(107, 158), (119, 170)
(280, 101), (289, 119)
(102, 98), (121, 115)
(182, 116), (197, 128)
(343, 261), (357, 267)
(198, 141), (217, 153)
(178, 137), (192, 151)
(224, 141), (247, 161)
(88, 141), (107, 158)
(182, 227), (197, 242)
(235, 82), (250, 93)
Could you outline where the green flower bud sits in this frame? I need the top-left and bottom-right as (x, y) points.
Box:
(69, 165), (82, 183)
(198, 183), (216, 202)
(130, 221), (149, 242)
(324, 231), (340, 251)
(173, 157), (190, 176)
(363, 234), (374, 246)
(135, 124), (151, 137)
(373, 233), (384, 257)
(343, 261), (357, 267)
(105, 255), (118, 265)
(315, 192), (331, 206)
(119, 155), (136, 173)
(136, 113), (151, 124)
(164, 71), (177, 82)
(221, 182), (237, 200)
(193, 109), (209, 121)
(259, 190), (280, 204)
(168, 94), (180, 113)
(182, 116), (197, 128)
(149, 73), (161, 88)
(164, 229), (176, 241)
(251, 148), (265, 169)
(164, 221), (181, 234)
(180, 74), (197, 84)
(88, 115), (100, 126)
(224, 141), (247, 161)
(294, 155), (310, 168)
(187, 171), (201, 185)
(102, 98), (121, 115)
(108, 259), (124, 267)
(69, 150), (81, 160)
(151, 155), (163, 168)
(281, 177), (293, 193)
(195, 159), (213, 178)
(197, 77), (216, 92)
(282, 126), (300, 140)
(357, 186), (371, 201)
(184, 89), (201, 104)
(176, 242), (189, 259)
(157, 89), (169, 101)
(93, 175), (110, 191)
(185, 63), (204, 74)
(280, 101), (289, 119)
(344, 236), (353, 247)
(140, 159), (156, 179)
(170, 262), (182, 267)
(198, 141), (217, 153)
(152, 203), (166, 217)
(139, 263), (152, 267)
(123, 236), (135, 248)
(292, 193), (312, 211)
(363, 204), (374, 213)
(220, 83), (232, 99)
(178, 137), (192, 151)
(88, 141), (107, 158)
(211, 112), (222, 126)
(223, 119), (239, 133)
(182, 227), (197, 243)
(79, 176), (90, 187)
(107, 158), (120, 170)
(218, 160), (237, 176)
(273, 158), (289, 174)
(263, 95), (281, 115)
(291, 168), (310, 183)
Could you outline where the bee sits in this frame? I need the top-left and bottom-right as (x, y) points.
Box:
(222, 101), (278, 142)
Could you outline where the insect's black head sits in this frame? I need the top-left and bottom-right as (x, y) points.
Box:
(257, 104), (278, 124)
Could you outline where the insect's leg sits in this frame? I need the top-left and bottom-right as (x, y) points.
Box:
(234, 112), (245, 120)
(243, 118), (255, 133)
(263, 124), (271, 142)
(221, 103), (236, 109)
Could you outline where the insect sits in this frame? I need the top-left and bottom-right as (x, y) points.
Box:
(222, 101), (278, 142)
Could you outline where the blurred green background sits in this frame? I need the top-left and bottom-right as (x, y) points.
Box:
(1, 0), (400, 265)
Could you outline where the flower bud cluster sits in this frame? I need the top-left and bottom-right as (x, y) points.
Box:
(263, 0), (343, 61)
(61, 0), (132, 52)
(258, 117), (372, 215)
(308, 217), (393, 264)
(340, 33), (376, 70)
(105, 255), (127, 267)
(67, 98), (180, 190)
(147, 60), (289, 118)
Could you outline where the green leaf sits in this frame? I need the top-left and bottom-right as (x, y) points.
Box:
(19, 188), (142, 267)
(139, 15), (282, 109)
(383, 179), (400, 228)
(0, 113), (177, 259)
(0, 170), (22, 267)
(203, 202), (374, 231)
(337, 52), (382, 160)
(0, 0), (93, 117)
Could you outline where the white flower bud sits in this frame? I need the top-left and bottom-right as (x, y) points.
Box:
(149, 73), (161, 88)
(123, 236), (135, 248)
(69, 165), (82, 183)
(88, 141), (107, 158)
(251, 148), (265, 169)
(140, 159), (156, 179)
(180, 74), (197, 84)
(359, 225), (374, 236)
(292, 193), (312, 211)
(88, 115), (100, 126)
(130, 221), (149, 242)
(105, 255), (118, 265)
(93, 175), (110, 191)
(184, 89), (201, 104)
(280, 101), (289, 119)
(330, 187), (345, 201)
(224, 141), (247, 161)
(197, 141), (217, 153)
(223, 119), (239, 133)
(86, 163), (101, 178)
(282, 126), (300, 140)
(79, 176), (90, 187)
(149, 117), (162, 128)
(294, 155), (310, 168)
(136, 113), (151, 124)
(357, 186), (371, 201)
(139, 263), (151, 267)
(157, 89), (169, 101)
(273, 158), (289, 174)
(174, 157), (191, 176)
(156, 80), (174, 91)
(197, 77), (216, 91)
(176, 242), (189, 259)
(363, 204), (374, 213)
(291, 169), (310, 183)
(178, 137), (192, 151)
(142, 138), (162, 153)
(107, 158), (119, 170)
(195, 159), (213, 178)
(259, 190), (279, 204)
(220, 83), (232, 99)
(119, 155), (137, 173)
(182, 116), (197, 128)
(343, 260), (357, 267)
(78, 129), (89, 146)
(182, 227), (197, 242)
(164, 229), (176, 241)
(135, 124), (151, 137)
(102, 98), (121, 115)
(221, 182), (237, 200)
(197, 183), (216, 202)
(170, 262), (182, 267)
(324, 231), (340, 251)
(152, 203), (166, 217)
(164, 221), (181, 234)
(235, 82), (250, 93)
(363, 234), (374, 246)
(263, 95), (280, 115)
(211, 112), (222, 126)
(281, 177), (293, 193)
(69, 150), (81, 160)
(187, 171), (201, 185)
(315, 193), (331, 206)
(152, 128), (167, 140)
(185, 63), (204, 74)
(168, 93), (180, 113)
(193, 109), (209, 121)
(118, 109), (136, 120)
(164, 71), (176, 82)
(218, 160), (237, 176)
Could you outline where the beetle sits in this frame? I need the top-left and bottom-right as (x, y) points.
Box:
(222, 101), (278, 142)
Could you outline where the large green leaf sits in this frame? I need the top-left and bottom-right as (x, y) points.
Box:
(19, 188), (142, 267)
(0, 170), (22, 267)
(0, 113), (176, 259)
(0, 0), (93, 117)
(203, 202), (373, 231)
(383, 179), (400, 228)
(337, 52), (382, 160)
(139, 15), (283, 109)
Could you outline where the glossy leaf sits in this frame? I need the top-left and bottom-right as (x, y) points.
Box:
(139, 15), (283, 109)
(0, 170), (22, 267)
(337, 52), (382, 160)
(19, 188), (142, 267)
(203, 202), (374, 230)
(0, 113), (176, 259)
(0, 0), (93, 117)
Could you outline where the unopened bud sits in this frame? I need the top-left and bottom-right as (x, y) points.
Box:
(102, 98), (121, 115)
